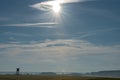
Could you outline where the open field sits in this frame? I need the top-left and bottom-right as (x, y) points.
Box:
(0, 75), (120, 80)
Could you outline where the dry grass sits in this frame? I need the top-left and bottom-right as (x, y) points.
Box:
(0, 75), (119, 80)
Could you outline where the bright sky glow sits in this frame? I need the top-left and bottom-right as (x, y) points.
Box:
(52, 2), (61, 13)
(48, 0), (62, 13)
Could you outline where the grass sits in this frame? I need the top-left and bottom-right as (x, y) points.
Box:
(0, 75), (120, 80)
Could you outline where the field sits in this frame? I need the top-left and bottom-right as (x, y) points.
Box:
(0, 75), (120, 80)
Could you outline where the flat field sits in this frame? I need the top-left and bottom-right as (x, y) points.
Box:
(0, 75), (120, 80)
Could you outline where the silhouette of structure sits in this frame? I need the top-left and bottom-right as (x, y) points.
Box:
(16, 68), (20, 75)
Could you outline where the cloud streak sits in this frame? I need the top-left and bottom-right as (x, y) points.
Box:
(0, 39), (120, 57)
(30, 0), (94, 11)
(1, 22), (58, 28)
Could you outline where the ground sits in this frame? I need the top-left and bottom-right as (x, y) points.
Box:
(0, 75), (120, 80)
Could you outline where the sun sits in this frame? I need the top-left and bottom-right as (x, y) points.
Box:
(49, 0), (61, 13)
(52, 3), (61, 13)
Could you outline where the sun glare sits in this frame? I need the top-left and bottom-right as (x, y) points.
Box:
(52, 3), (61, 13)
(49, 0), (61, 13)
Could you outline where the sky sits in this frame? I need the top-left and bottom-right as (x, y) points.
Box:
(0, 0), (120, 73)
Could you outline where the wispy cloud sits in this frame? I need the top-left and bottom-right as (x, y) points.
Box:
(60, 0), (89, 3)
(0, 39), (120, 72)
(1, 22), (58, 28)
(1, 39), (120, 54)
(30, 0), (94, 11)
(0, 39), (120, 64)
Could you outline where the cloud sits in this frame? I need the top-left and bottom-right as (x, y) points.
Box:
(1, 22), (58, 28)
(0, 39), (120, 64)
(30, 0), (94, 11)
(60, 0), (86, 3)
(0, 39), (120, 54)
(0, 39), (120, 72)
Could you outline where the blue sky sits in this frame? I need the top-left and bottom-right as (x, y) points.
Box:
(0, 0), (120, 73)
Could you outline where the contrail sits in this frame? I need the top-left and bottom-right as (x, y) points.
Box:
(1, 22), (58, 28)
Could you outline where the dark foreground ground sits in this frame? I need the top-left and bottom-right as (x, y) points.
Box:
(0, 75), (120, 80)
